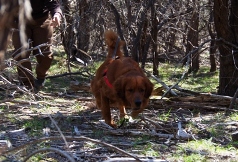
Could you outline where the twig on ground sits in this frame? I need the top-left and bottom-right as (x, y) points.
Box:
(144, 71), (177, 97)
(22, 147), (75, 162)
(104, 157), (168, 162)
(173, 85), (200, 95)
(140, 116), (172, 134)
(0, 98), (75, 107)
(99, 120), (115, 130)
(46, 71), (92, 79)
(48, 114), (69, 148)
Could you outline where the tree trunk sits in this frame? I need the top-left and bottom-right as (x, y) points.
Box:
(77, 0), (90, 54)
(61, 0), (91, 69)
(208, 31), (217, 73)
(186, 0), (199, 73)
(209, 37), (217, 73)
(150, 0), (158, 76)
(141, 18), (148, 69)
(208, 0), (217, 72)
(214, 0), (238, 96)
(108, 1), (129, 57)
(130, 1), (153, 62)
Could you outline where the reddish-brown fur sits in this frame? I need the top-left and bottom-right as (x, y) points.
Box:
(91, 30), (153, 128)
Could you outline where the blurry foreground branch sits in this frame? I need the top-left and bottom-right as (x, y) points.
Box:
(0, 0), (31, 70)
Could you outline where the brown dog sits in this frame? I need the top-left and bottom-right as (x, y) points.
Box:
(91, 30), (153, 128)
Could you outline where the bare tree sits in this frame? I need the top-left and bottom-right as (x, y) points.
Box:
(214, 0), (238, 96)
(58, 0), (219, 88)
(61, 0), (93, 71)
(186, 0), (199, 73)
(208, 0), (217, 72)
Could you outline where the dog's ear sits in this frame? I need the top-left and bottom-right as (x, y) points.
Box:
(113, 76), (126, 100)
(144, 78), (154, 98)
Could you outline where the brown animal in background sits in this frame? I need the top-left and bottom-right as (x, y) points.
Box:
(90, 30), (153, 128)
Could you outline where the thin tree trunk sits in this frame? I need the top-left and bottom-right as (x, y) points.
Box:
(150, 0), (158, 76)
(77, 0), (90, 54)
(208, 0), (217, 72)
(186, 0), (199, 73)
(141, 18), (148, 68)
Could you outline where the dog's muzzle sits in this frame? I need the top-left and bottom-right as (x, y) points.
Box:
(132, 100), (141, 111)
(134, 99), (142, 107)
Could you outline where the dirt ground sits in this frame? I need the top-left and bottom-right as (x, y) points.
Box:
(1, 81), (238, 162)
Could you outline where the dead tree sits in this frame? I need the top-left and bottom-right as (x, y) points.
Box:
(214, 0), (238, 96)
(186, 0), (199, 73)
(60, 0), (92, 73)
(150, 0), (159, 75)
(207, 4), (217, 72)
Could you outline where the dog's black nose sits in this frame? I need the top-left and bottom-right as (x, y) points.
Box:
(135, 100), (141, 107)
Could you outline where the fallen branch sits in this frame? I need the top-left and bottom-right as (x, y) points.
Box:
(144, 71), (177, 96)
(152, 100), (238, 112)
(46, 71), (92, 79)
(140, 116), (172, 134)
(3, 136), (142, 162)
(200, 93), (238, 102)
(104, 157), (168, 162)
(0, 98), (75, 106)
(106, 129), (176, 139)
(48, 115), (69, 148)
(173, 85), (200, 96)
(168, 93), (238, 107)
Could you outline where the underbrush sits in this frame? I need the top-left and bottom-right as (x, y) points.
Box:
(1, 51), (238, 162)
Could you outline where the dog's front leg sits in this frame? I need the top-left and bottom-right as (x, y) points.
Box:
(119, 105), (126, 119)
(101, 96), (116, 128)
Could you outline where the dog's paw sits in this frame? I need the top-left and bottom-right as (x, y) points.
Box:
(99, 120), (117, 129)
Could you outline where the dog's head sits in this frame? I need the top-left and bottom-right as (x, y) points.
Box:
(114, 75), (153, 117)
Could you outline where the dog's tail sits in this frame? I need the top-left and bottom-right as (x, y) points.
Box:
(104, 30), (125, 58)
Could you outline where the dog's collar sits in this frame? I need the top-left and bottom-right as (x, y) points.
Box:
(103, 69), (113, 88)
(103, 56), (120, 88)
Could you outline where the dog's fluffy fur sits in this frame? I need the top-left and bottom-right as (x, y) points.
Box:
(91, 30), (153, 127)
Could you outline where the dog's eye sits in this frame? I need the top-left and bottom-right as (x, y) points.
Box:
(127, 89), (134, 93)
(139, 88), (145, 93)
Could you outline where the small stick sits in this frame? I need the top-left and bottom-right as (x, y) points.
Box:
(22, 147), (75, 162)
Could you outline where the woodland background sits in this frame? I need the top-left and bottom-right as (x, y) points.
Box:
(1, 0), (238, 161)
(1, 0), (238, 96)
(59, 0), (238, 97)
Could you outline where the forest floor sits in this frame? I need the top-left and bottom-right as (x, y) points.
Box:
(1, 56), (238, 161)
